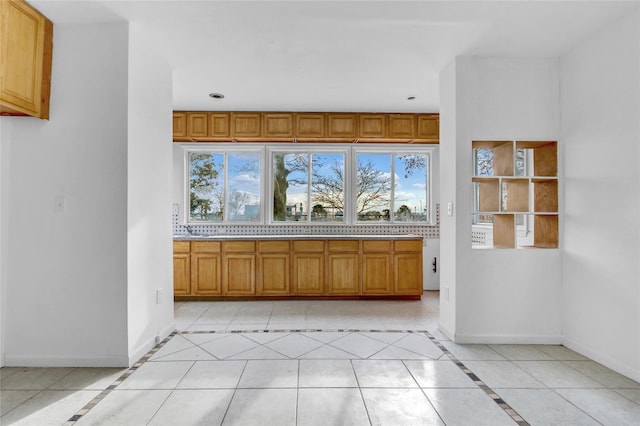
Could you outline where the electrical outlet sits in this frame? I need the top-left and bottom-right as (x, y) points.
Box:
(447, 202), (453, 216)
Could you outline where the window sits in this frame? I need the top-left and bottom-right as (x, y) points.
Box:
(187, 150), (261, 223)
(271, 150), (346, 223)
(355, 152), (430, 223)
(184, 144), (433, 226)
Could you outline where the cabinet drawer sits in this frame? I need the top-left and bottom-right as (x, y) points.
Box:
(293, 240), (325, 252)
(258, 240), (290, 253)
(363, 240), (391, 253)
(223, 241), (256, 253)
(173, 241), (190, 254)
(191, 241), (221, 253)
(327, 240), (359, 253)
(394, 240), (422, 252)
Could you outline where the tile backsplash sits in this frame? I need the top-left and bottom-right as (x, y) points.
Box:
(172, 204), (440, 239)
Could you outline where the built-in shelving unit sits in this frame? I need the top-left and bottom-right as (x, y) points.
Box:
(472, 140), (558, 249)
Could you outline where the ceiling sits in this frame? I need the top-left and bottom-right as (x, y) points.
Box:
(31, 1), (637, 113)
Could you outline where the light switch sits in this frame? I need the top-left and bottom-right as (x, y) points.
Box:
(447, 202), (453, 216)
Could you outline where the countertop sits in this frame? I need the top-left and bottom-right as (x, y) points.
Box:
(173, 234), (423, 241)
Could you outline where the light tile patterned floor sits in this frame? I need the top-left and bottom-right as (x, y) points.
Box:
(1, 292), (638, 425)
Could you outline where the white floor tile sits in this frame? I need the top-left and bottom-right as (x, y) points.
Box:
(182, 332), (230, 346)
(359, 332), (407, 344)
(297, 388), (370, 426)
(513, 361), (603, 389)
(0, 367), (76, 390)
(117, 361), (193, 390)
(300, 332), (349, 343)
(614, 388), (640, 404)
(151, 346), (218, 362)
(362, 388), (444, 426)
(440, 342), (505, 361)
(299, 360), (358, 387)
(330, 333), (389, 358)
(488, 344), (555, 361)
(148, 389), (234, 426)
(462, 361), (546, 389)
(555, 388), (640, 425)
(0, 367), (21, 380)
(497, 388), (601, 426)
(1, 390), (99, 426)
(199, 334), (259, 359)
(392, 334), (444, 359)
(423, 388), (515, 426)
(47, 367), (127, 390)
(242, 332), (291, 344)
(223, 389), (297, 426)
(563, 360), (640, 389)
(535, 345), (589, 361)
(264, 333), (324, 358)
(237, 360), (298, 388)
(297, 344), (360, 359)
(0, 390), (39, 416)
(177, 361), (246, 389)
(227, 345), (289, 360)
(352, 360), (418, 388)
(149, 335), (196, 360)
(76, 390), (172, 426)
(404, 360), (476, 388)
(368, 345), (430, 360)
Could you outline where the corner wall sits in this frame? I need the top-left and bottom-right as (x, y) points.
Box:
(561, 10), (640, 381)
(0, 118), (10, 367)
(126, 23), (175, 363)
(440, 57), (562, 343)
(2, 23), (130, 366)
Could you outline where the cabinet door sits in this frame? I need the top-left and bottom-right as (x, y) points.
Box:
(292, 253), (325, 295)
(295, 113), (325, 138)
(232, 113), (261, 138)
(263, 113), (293, 138)
(257, 254), (290, 295)
(388, 114), (415, 139)
(359, 114), (386, 138)
(327, 114), (357, 138)
(0, 0), (52, 119)
(187, 112), (208, 137)
(416, 115), (439, 140)
(393, 253), (422, 295)
(223, 254), (256, 295)
(209, 113), (230, 137)
(362, 254), (392, 295)
(328, 254), (360, 295)
(173, 254), (191, 296)
(191, 253), (222, 295)
(173, 112), (187, 137)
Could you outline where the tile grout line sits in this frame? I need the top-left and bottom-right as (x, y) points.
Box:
(423, 331), (531, 426)
(62, 327), (532, 426)
(62, 331), (179, 426)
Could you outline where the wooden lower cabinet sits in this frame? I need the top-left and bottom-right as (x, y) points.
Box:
(174, 238), (422, 299)
(362, 254), (392, 295)
(191, 253), (222, 296)
(292, 253), (325, 295)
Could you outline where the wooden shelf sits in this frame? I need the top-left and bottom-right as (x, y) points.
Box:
(473, 140), (558, 249)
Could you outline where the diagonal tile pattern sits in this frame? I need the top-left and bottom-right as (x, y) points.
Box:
(2, 292), (639, 426)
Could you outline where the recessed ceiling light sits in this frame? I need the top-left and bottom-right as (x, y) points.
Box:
(407, 96), (416, 100)
(209, 92), (225, 99)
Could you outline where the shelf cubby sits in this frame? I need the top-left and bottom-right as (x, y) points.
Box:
(472, 140), (558, 249)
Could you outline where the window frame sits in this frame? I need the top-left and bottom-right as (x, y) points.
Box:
(181, 143), (435, 226)
(183, 144), (265, 225)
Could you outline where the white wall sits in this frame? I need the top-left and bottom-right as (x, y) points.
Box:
(440, 57), (563, 343)
(561, 10), (640, 381)
(0, 118), (10, 367)
(2, 23), (130, 366)
(126, 23), (175, 363)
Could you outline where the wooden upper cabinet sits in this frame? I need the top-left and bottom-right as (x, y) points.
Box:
(232, 112), (261, 138)
(209, 113), (230, 137)
(417, 115), (439, 140)
(359, 114), (387, 138)
(173, 112), (187, 137)
(295, 113), (325, 138)
(187, 113), (208, 137)
(327, 114), (357, 138)
(263, 113), (293, 138)
(388, 114), (416, 139)
(0, 0), (53, 119)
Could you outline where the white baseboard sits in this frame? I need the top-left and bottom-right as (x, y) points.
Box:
(563, 336), (640, 383)
(451, 333), (562, 345)
(128, 322), (176, 366)
(3, 354), (129, 367)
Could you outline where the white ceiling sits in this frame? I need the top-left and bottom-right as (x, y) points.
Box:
(31, 0), (637, 112)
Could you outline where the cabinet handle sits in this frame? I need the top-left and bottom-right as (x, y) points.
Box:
(432, 257), (437, 273)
